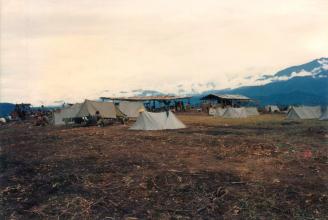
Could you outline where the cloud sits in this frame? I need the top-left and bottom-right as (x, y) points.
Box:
(1, 0), (328, 105)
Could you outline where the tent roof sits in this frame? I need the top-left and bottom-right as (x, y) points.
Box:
(245, 107), (260, 116)
(213, 107), (227, 117)
(76, 100), (119, 118)
(119, 101), (145, 118)
(287, 106), (321, 120)
(53, 100), (124, 125)
(130, 111), (186, 130)
(53, 103), (82, 125)
(223, 107), (248, 118)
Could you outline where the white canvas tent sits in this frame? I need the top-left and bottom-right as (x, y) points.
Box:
(222, 107), (248, 118)
(0, 118), (6, 124)
(213, 107), (226, 117)
(319, 108), (328, 120)
(119, 101), (145, 118)
(245, 107), (260, 116)
(76, 100), (122, 118)
(208, 107), (216, 116)
(265, 105), (280, 112)
(287, 106), (321, 120)
(130, 111), (186, 130)
(53, 103), (82, 125)
(53, 100), (124, 125)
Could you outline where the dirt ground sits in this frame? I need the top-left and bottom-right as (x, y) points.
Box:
(0, 114), (327, 219)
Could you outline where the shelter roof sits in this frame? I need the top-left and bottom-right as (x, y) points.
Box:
(201, 94), (251, 101)
(100, 95), (192, 102)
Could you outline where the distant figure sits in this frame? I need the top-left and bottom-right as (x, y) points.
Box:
(178, 101), (182, 112)
(186, 103), (191, 111)
(165, 109), (169, 117)
(182, 102), (186, 111)
(35, 114), (49, 126)
(95, 110), (104, 126)
(95, 110), (101, 121)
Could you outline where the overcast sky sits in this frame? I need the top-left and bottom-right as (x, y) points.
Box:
(1, 0), (328, 105)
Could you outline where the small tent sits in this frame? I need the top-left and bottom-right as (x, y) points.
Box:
(53, 103), (82, 125)
(208, 107), (216, 116)
(119, 101), (145, 118)
(130, 111), (186, 130)
(319, 108), (328, 120)
(222, 107), (248, 118)
(213, 107), (226, 117)
(245, 107), (260, 116)
(265, 105), (280, 112)
(287, 106), (321, 120)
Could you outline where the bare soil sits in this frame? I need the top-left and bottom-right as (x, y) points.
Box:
(0, 114), (327, 219)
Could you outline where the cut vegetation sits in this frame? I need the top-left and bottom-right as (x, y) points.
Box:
(1, 114), (327, 219)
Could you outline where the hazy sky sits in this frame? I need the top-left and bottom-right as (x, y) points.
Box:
(1, 0), (328, 105)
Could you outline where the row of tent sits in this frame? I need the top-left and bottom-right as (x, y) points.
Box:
(209, 107), (260, 118)
(53, 100), (186, 130)
(209, 106), (328, 120)
(54, 100), (144, 125)
(53, 101), (327, 131)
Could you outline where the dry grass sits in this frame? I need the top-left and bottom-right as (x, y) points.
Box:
(0, 113), (327, 219)
(178, 113), (285, 126)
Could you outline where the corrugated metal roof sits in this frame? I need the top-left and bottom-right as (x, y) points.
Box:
(100, 95), (192, 101)
(201, 94), (251, 100)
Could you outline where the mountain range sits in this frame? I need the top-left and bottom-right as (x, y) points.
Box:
(109, 57), (328, 106)
(202, 57), (328, 105)
(1, 57), (327, 116)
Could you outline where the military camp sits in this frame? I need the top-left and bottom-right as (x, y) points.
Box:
(1, 90), (328, 219)
(1, 0), (328, 218)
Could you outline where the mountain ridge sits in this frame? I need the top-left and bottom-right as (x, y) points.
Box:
(2, 57), (328, 108)
(115, 57), (328, 105)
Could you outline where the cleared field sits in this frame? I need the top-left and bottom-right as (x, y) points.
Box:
(0, 114), (327, 219)
(178, 113), (286, 126)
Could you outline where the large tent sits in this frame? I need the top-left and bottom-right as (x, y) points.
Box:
(287, 106), (321, 120)
(53, 103), (82, 125)
(245, 107), (260, 116)
(130, 111), (186, 130)
(265, 105), (280, 112)
(118, 101), (145, 118)
(319, 108), (328, 120)
(53, 100), (124, 125)
(76, 100), (124, 118)
(222, 107), (248, 118)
